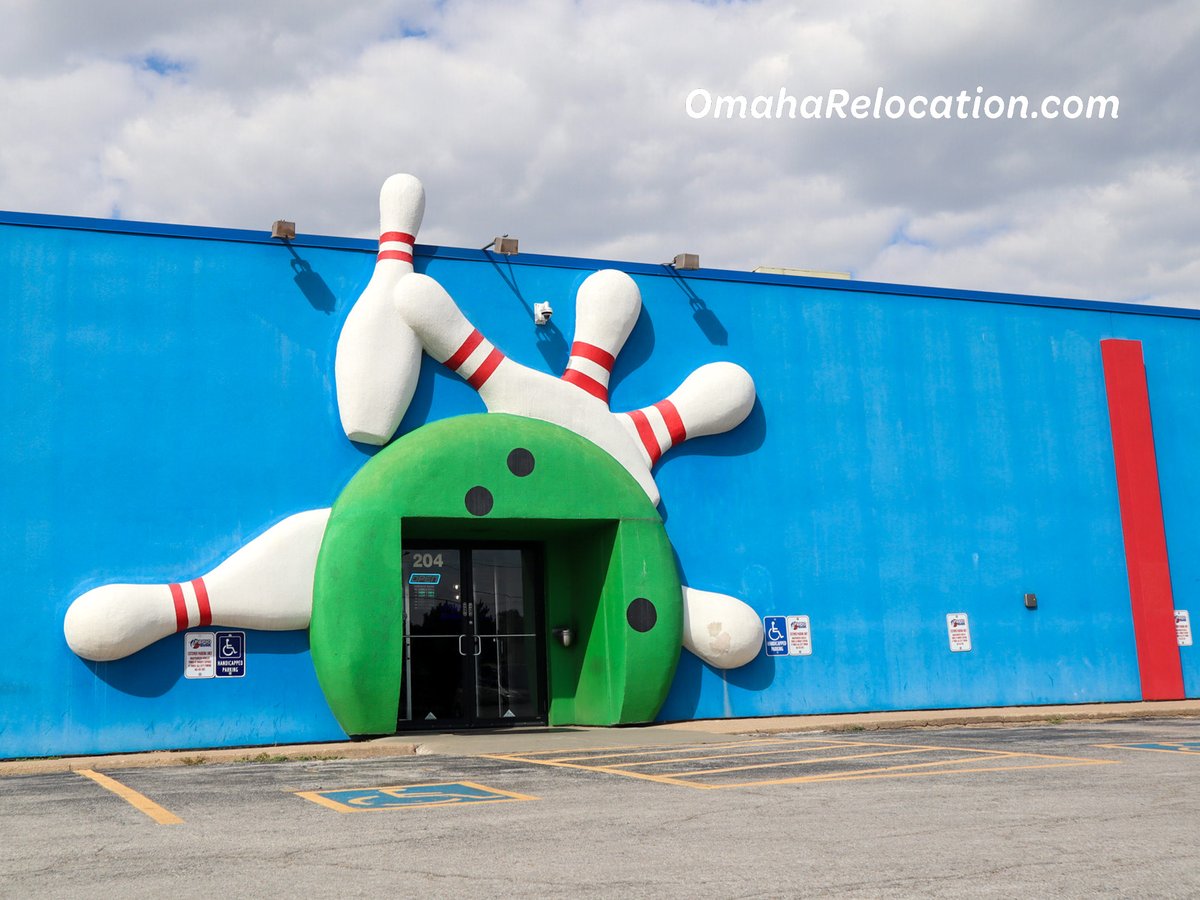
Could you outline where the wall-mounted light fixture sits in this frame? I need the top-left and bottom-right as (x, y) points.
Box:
(552, 626), (574, 648)
(482, 235), (519, 255)
(270, 220), (296, 240)
(669, 253), (700, 270)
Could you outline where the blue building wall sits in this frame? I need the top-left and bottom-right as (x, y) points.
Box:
(1, 212), (1196, 758)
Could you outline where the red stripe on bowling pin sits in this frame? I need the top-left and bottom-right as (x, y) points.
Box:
(622, 400), (688, 466)
(625, 409), (663, 464)
(444, 329), (484, 371)
(570, 341), (615, 370)
(193, 578), (212, 628)
(562, 341), (617, 402)
(561, 369), (608, 401)
(468, 348), (505, 390)
(444, 329), (507, 391)
(377, 230), (415, 264)
(169, 583), (188, 632)
(655, 399), (687, 446)
(170, 578), (213, 631)
(376, 250), (413, 263)
(380, 231), (415, 244)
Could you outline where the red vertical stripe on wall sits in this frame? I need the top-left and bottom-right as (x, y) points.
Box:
(1101, 339), (1184, 700)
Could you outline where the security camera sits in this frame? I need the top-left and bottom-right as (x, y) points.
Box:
(534, 302), (553, 326)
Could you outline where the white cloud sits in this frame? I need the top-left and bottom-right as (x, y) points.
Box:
(865, 162), (1200, 306)
(0, 0), (1197, 306)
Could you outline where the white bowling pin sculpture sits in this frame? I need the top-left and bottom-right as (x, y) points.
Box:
(64, 510), (329, 662)
(64, 173), (764, 671)
(335, 174), (425, 444)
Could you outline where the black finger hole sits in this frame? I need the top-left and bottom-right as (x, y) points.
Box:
(627, 597), (657, 633)
(465, 486), (494, 516)
(507, 448), (535, 477)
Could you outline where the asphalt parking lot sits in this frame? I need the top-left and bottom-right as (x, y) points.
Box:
(4, 718), (1200, 898)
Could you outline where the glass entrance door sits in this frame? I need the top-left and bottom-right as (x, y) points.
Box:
(400, 543), (545, 729)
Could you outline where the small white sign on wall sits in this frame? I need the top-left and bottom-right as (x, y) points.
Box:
(946, 613), (972, 652)
(1176, 610), (1193, 647)
(184, 632), (216, 679)
(786, 615), (812, 656)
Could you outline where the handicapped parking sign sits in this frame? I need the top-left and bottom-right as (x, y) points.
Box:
(764, 616), (788, 656)
(215, 631), (245, 677)
(297, 781), (537, 813)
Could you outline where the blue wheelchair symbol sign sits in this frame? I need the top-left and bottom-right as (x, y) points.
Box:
(764, 616), (788, 656)
(215, 631), (245, 677)
(298, 781), (537, 812)
(1124, 742), (1200, 754)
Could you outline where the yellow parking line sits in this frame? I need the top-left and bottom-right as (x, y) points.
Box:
(484, 742), (746, 759)
(492, 753), (1018, 791)
(710, 754), (1017, 788)
(758, 753), (1019, 781)
(77, 769), (183, 825)
(499, 739), (791, 764)
(480, 754), (706, 787)
(668, 746), (944, 778)
(489, 740), (1121, 791)
(1095, 743), (1200, 755)
(719, 758), (1118, 788)
(604, 743), (848, 769)
(301, 791), (359, 814)
(816, 740), (1112, 766)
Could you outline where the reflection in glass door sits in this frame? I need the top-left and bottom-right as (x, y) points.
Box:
(400, 543), (544, 729)
(472, 549), (541, 722)
(403, 547), (466, 723)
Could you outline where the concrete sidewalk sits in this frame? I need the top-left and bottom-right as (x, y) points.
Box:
(5, 698), (1200, 777)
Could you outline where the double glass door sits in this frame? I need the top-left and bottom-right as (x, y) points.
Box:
(400, 542), (545, 729)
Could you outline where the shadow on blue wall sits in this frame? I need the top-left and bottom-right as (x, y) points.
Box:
(348, 359), (475, 457)
(672, 396), (767, 460)
(663, 539), (779, 721)
(724, 649), (776, 694)
(657, 398), (767, 527)
(284, 244), (337, 314)
(535, 320), (569, 372)
(661, 270), (729, 347)
(483, 254), (571, 372)
(663, 646), (778, 722)
(85, 630), (313, 698)
(85, 643), (182, 698)
(609, 302), (656, 395)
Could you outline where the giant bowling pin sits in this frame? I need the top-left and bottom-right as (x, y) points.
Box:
(335, 174), (426, 444)
(392, 272), (515, 397)
(63, 509), (329, 661)
(682, 586), (764, 669)
(619, 362), (756, 467)
(561, 269), (642, 403)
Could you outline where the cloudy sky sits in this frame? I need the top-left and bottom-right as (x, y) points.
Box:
(1, 0), (1197, 306)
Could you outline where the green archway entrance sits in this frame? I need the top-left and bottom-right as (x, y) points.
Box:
(310, 414), (682, 735)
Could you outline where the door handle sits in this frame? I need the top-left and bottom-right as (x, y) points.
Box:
(458, 634), (467, 656)
(473, 635), (482, 656)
